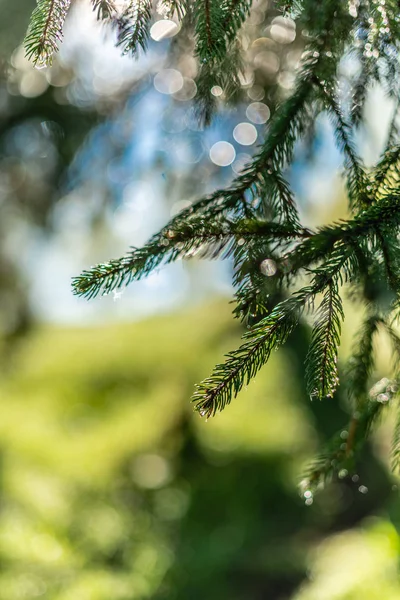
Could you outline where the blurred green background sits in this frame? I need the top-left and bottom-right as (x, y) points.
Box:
(1, 301), (400, 600)
(1, 0), (400, 598)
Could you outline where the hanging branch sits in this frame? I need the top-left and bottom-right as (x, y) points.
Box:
(115, 0), (153, 55)
(305, 278), (344, 400)
(157, 0), (188, 20)
(192, 247), (354, 418)
(91, 0), (116, 21)
(24, 0), (72, 66)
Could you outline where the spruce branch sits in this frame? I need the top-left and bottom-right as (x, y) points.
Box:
(286, 193), (400, 276)
(193, 0), (227, 61)
(192, 290), (307, 419)
(194, 41), (243, 126)
(24, 0), (72, 66)
(91, 0), (116, 20)
(221, 0), (252, 42)
(72, 218), (304, 299)
(157, 0), (187, 20)
(73, 191), (400, 306)
(372, 145), (400, 199)
(315, 81), (370, 210)
(115, 0), (152, 55)
(305, 278), (344, 400)
(192, 247), (353, 419)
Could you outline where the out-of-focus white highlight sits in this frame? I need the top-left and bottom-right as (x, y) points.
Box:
(246, 102), (270, 124)
(154, 69), (184, 94)
(233, 123), (258, 145)
(209, 141), (236, 166)
(150, 19), (180, 41)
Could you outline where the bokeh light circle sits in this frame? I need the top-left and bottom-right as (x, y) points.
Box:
(233, 123), (258, 146)
(209, 141), (236, 166)
(154, 69), (184, 95)
(173, 77), (197, 101)
(150, 19), (180, 41)
(260, 259), (277, 276)
(248, 85), (265, 101)
(211, 85), (223, 97)
(246, 102), (270, 124)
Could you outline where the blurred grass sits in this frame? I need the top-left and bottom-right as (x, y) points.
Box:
(0, 300), (400, 599)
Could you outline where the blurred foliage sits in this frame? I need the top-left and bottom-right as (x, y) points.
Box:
(0, 301), (399, 599)
(0, 55), (100, 340)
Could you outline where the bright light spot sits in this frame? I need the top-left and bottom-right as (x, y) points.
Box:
(19, 71), (49, 98)
(131, 454), (171, 489)
(233, 122), (258, 145)
(173, 77), (197, 101)
(246, 102), (270, 124)
(377, 393), (389, 403)
(271, 16), (296, 44)
(150, 19), (180, 41)
(209, 141), (236, 166)
(211, 85), (223, 97)
(278, 71), (295, 90)
(260, 258), (277, 276)
(154, 68), (184, 94)
(270, 23), (296, 44)
(113, 289), (124, 301)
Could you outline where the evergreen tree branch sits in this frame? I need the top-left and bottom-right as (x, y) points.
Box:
(24, 0), (72, 66)
(372, 145), (400, 199)
(193, 0), (227, 61)
(286, 193), (400, 276)
(91, 0), (116, 21)
(192, 247), (354, 419)
(315, 80), (370, 210)
(115, 0), (152, 55)
(221, 0), (252, 42)
(73, 192), (400, 302)
(305, 278), (344, 400)
(72, 219), (305, 299)
(157, 0), (187, 20)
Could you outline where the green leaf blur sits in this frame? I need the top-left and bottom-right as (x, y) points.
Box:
(1, 301), (400, 599)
